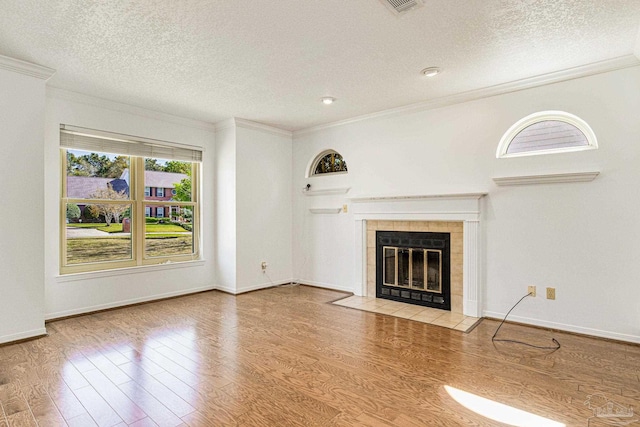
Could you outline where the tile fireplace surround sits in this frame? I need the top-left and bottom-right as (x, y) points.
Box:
(351, 194), (486, 318)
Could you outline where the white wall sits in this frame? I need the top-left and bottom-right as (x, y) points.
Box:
(0, 66), (49, 343)
(214, 123), (237, 291)
(235, 125), (293, 292)
(292, 66), (640, 342)
(213, 120), (293, 294)
(44, 90), (216, 319)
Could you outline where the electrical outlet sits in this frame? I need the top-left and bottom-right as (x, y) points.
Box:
(343, 204), (348, 213)
(261, 261), (268, 271)
(528, 286), (536, 297)
(546, 287), (556, 300)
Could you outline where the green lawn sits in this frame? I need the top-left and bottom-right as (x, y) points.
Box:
(145, 236), (193, 257)
(67, 237), (132, 264)
(68, 222), (189, 233)
(66, 235), (193, 264)
(146, 224), (189, 233)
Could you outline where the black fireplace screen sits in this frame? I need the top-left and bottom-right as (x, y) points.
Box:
(376, 231), (451, 310)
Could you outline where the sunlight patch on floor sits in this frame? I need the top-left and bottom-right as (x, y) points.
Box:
(445, 385), (566, 427)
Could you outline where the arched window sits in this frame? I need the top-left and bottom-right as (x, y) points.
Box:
(497, 111), (597, 158)
(310, 150), (348, 176)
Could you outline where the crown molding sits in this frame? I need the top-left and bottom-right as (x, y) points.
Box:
(46, 87), (217, 132)
(0, 54), (55, 80)
(234, 118), (293, 138)
(214, 118), (292, 138)
(293, 55), (640, 137)
(213, 118), (237, 133)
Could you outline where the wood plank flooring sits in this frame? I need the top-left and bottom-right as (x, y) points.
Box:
(0, 285), (638, 426)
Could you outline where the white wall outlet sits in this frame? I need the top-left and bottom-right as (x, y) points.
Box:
(261, 261), (268, 271)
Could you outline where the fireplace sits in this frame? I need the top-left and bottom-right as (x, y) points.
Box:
(376, 231), (451, 310)
(352, 193), (486, 317)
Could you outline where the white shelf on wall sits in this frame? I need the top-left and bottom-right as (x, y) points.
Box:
(493, 171), (600, 186)
(309, 208), (342, 214)
(302, 187), (350, 196)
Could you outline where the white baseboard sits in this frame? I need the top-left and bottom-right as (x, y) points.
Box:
(294, 279), (354, 294)
(483, 311), (640, 344)
(214, 283), (238, 294)
(0, 327), (47, 345)
(45, 284), (216, 320)
(216, 278), (295, 295)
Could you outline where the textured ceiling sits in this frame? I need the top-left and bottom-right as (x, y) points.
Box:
(1, 0), (639, 131)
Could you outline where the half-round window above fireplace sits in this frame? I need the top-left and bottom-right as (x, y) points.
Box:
(497, 111), (598, 158)
(310, 149), (348, 176)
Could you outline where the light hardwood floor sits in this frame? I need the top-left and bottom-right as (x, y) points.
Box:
(0, 285), (638, 426)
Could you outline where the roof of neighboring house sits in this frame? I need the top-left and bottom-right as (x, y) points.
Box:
(66, 171), (187, 199)
(144, 171), (187, 189)
(67, 176), (113, 199)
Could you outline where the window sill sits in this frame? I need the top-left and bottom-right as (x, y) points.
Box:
(55, 259), (205, 283)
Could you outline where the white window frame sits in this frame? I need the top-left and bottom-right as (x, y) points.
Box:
(156, 187), (165, 197)
(145, 206), (151, 217)
(144, 187), (151, 197)
(156, 207), (164, 218)
(496, 111), (598, 159)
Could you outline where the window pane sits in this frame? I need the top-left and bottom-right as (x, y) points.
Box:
(313, 151), (348, 175)
(65, 203), (132, 265)
(144, 205), (194, 258)
(144, 158), (192, 201)
(66, 149), (130, 200)
(507, 120), (588, 154)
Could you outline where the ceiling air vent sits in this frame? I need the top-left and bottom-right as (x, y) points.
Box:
(379, 0), (424, 15)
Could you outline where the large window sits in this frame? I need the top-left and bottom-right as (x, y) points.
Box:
(60, 125), (202, 274)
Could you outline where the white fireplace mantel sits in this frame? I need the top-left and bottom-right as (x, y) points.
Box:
(350, 193), (487, 318)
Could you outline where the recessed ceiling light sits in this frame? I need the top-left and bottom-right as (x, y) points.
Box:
(421, 67), (441, 77)
(321, 97), (336, 105)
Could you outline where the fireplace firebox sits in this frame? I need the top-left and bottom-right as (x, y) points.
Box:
(376, 231), (451, 310)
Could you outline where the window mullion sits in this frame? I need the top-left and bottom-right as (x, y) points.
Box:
(193, 162), (200, 257)
(133, 157), (144, 266)
(60, 149), (68, 271)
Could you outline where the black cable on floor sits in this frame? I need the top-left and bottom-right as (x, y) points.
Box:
(491, 292), (561, 350)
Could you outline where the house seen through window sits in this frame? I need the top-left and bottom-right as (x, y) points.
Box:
(61, 125), (201, 274)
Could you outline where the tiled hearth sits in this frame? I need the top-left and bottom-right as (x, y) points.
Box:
(333, 295), (480, 332)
